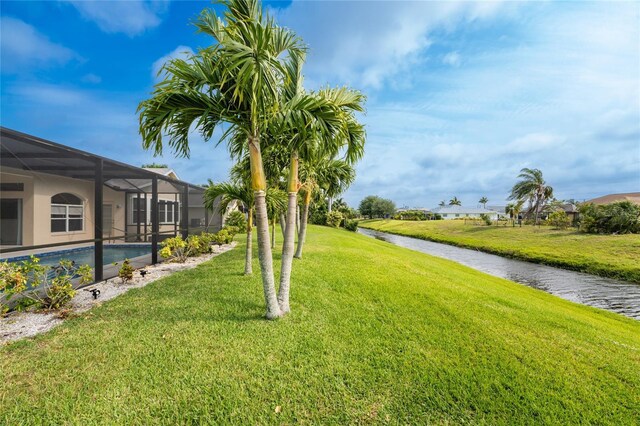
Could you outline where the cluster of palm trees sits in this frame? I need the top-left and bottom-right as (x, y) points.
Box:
(138, 0), (365, 319)
(508, 168), (554, 225)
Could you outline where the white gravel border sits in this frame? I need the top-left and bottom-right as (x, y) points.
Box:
(0, 242), (236, 344)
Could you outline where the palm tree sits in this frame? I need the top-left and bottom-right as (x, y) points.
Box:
(438, 200), (446, 207)
(266, 187), (287, 249)
(204, 180), (254, 275)
(295, 157), (355, 259)
(509, 168), (553, 225)
(274, 86), (365, 314)
(479, 197), (488, 208)
(138, 0), (303, 319)
(449, 197), (462, 206)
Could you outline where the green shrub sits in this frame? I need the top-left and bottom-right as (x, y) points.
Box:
(118, 259), (134, 284)
(546, 211), (571, 229)
(160, 233), (223, 262)
(211, 227), (236, 245)
(225, 211), (247, 231)
(479, 214), (493, 226)
(326, 211), (343, 228)
(160, 236), (188, 262)
(344, 219), (359, 232)
(0, 257), (92, 312)
(579, 201), (640, 234)
(223, 226), (239, 240)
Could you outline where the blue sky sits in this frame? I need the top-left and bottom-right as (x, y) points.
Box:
(1, 1), (639, 208)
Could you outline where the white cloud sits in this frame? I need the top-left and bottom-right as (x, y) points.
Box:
(152, 45), (195, 81)
(442, 51), (461, 67)
(64, 0), (169, 36)
(0, 16), (77, 73)
(81, 73), (102, 84)
(506, 133), (565, 154)
(275, 1), (510, 89)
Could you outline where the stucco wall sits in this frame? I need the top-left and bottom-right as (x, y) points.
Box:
(1, 168), (126, 247)
(0, 170), (35, 246)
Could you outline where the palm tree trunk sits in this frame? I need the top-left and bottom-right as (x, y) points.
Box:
(271, 217), (276, 249)
(248, 136), (281, 319)
(296, 204), (300, 235)
(278, 152), (300, 313)
(279, 213), (286, 238)
(328, 196), (333, 213)
(244, 209), (253, 275)
(278, 191), (298, 313)
(294, 191), (311, 259)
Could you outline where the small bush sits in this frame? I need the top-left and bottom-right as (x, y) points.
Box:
(479, 214), (493, 226)
(225, 211), (247, 231)
(326, 211), (343, 228)
(0, 257), (92, 312)
(223, 226), (239, 239)
(118, 259), (134, 284)
(546, 211), (571, 229)
(344, 219), (359, 232)
(160, 236), (188, 262)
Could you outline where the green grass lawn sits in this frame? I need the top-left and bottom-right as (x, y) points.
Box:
(2, 226), (639, 424)
(360, 219), (640, 283)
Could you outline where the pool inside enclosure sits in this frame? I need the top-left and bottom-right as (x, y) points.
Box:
(6, 244), (153, 270)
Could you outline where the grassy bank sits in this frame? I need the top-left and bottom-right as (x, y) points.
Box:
(360, 219), (640, 283)
(2, 226), (639, 424)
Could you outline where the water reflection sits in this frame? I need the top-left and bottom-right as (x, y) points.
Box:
(358, 228), (640, 320)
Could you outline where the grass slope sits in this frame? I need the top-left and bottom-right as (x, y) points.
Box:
(1, 226), (639, 425)
(360, 219), (640, 283)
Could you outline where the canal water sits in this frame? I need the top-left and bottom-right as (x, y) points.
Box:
(358, 228), (640, 320)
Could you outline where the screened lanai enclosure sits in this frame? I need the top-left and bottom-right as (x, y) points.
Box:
(0, 127), (226, 282)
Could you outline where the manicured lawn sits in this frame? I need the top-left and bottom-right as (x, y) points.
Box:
(360, 219), (640, 283)
(1, 226), (639, 424)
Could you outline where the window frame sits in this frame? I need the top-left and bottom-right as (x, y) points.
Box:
(51, 198), (84, 234)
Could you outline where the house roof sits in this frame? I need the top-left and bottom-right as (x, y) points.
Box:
(143, 167), (179, 180)
(585, 192), (640, 205)
(432, 205), (500, 215)
(560, 203), (579, 213)
(485, 205), (507, 213)
(397, 207), (431, 213)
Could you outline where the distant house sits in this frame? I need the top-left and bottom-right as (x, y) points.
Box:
(431, 205), (503, 220)
(559, 203), (579, 223)
(585, 192), (640, 206)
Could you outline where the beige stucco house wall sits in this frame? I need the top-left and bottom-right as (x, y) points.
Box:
(1, 167), (126, 247)
(1, 165), (224, 249)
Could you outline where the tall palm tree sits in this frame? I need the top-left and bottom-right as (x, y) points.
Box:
(509, 168), (553, 225)
(479, 197), (488, 208)
(274, 86), (365, 314)
(204, 180), (254, 275)
(449, 197), (462, 206)
(138, 0), (304, 319)
(438, 200), (446, 207)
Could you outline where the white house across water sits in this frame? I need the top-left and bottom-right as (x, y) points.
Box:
(432, 205), (505, 220)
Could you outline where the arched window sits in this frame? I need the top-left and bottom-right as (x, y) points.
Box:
(51, 193), (84, 232)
